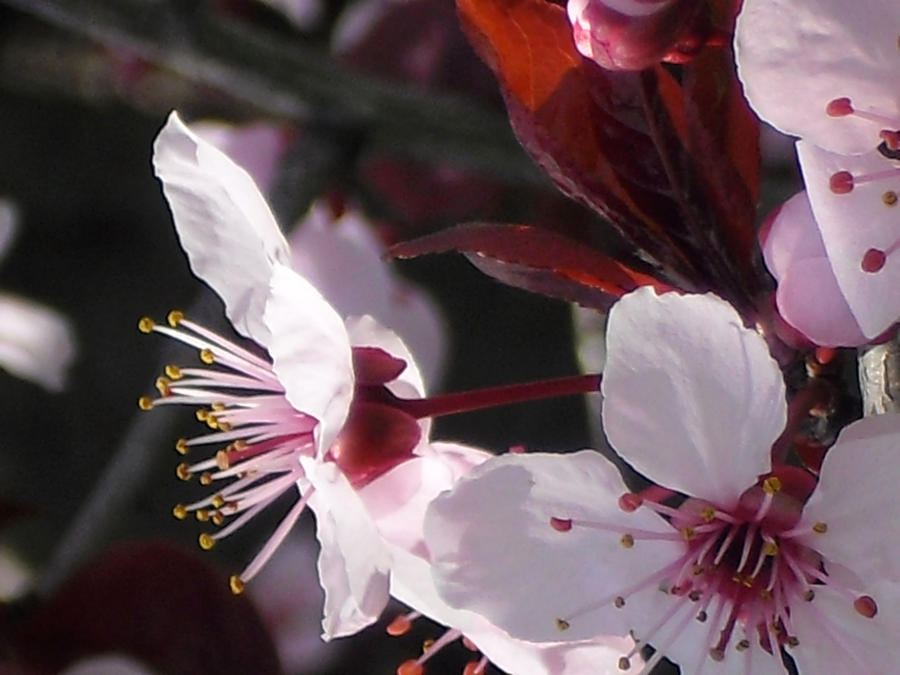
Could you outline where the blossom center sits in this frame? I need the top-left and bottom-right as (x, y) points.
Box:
(549, 471), (879, 671)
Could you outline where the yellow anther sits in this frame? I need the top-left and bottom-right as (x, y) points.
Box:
(759, 589), (771, 600)
(218, 422), (232, 432)
(692, 564), (705, 575)
(138, 396), (154, 411)
(200, 348), (215, 364)
(196, 409), (209, 422)
(200, 472), (213, 486)
(736, 639), (750, 652)
(198, 533), (216, 550)
(167, 310), (184, 327)
(175, 438), (189, 455)
(742, 576), (754, 588)
(556, 618), (570, 631)
(226, 501), (239, 512)
(812, 522), (828, 534)
(762, 476), (782, 494)
(422, 638), (435, 653)
(215, 450), (230, 471)
(212, 402), (225, 411)
(617, 657), (631, 671)
(205, 416), (219, 430)
(763, 540), (779, 556)
(175, 462), (192, 481)
(172, 504), (187, 520)
(681, 526), (696, 541)
(229, 575), (245, 595)
(211, 494), (225, 509)
(620, 533), (635, 549)
(138, 316), (156, 334)
(211, 511), (225, 526)
(155, 377), (171, 397)
(883, 190), (898, 206)
(700, 506), (716, 522)
(195, 509), (210, 522)
(232, 439), (248, 450)
(165, 364), (183, 380)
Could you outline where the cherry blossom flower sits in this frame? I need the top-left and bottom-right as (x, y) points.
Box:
(144, 110), (444, 638)
(0, 199), (76, 391)
(425, 287), (900, 673)
(567, 0), (704, 70)
(759, 191), (867, 347)
(735, 0), (900, 341)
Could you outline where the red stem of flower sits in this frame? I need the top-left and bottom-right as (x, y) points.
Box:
(391, 373), (602, 420)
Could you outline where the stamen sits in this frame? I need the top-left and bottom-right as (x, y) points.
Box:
(387, 611), (422, 637)
(854, 595), (878, 618)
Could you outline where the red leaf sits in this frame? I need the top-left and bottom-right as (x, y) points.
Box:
(15, 541), (282, 675)
(455, 0), (764, 308)
(391, 222), (670, 309)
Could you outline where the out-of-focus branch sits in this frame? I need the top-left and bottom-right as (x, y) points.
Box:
(858, 336), (900, 415)
(1, 0), (545, 185)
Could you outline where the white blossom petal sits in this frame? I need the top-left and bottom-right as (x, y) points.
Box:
(425, 451), (680, 642)
(789, 581), (900, 673)
(291, 205), (446, 386)
(798, 141), (900, 339)
(302, 458), (391, 640)
(264, 264), (353, 454)
(390, 545), (637, 675)
(735, 0), (900, 154)
(799, 413), (900, 582)
(601, 288), (784, 507)
(152, 111), (292, 344)
(192, 121), (289, 197)
(0, 294), (76, 391)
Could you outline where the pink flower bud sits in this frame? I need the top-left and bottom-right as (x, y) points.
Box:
(567, 0), (704, 70)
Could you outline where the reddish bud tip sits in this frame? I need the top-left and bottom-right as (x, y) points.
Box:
(829, 171), (855, 194)
(814, 347), (837, 365)
(462, 636), (478, 651)
(550, 517), (573, 532)
(862, 248), (887, 273)
(854, 595), (878, 618)
(387, 615), (414, 637)
(880, 129), (900, 151)
(508, 444), (526, 454)
(826, 97), (854, 117)
(397, 660), (424, 675)
(618, 493), (642, 512)
(463, 663), (482, 675)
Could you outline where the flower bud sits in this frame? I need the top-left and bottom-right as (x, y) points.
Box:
(567, 0), (704, 71)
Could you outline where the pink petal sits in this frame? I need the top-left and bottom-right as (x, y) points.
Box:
(735, 0), (900, 154)
(788, 581), (900, 672)
(301, 458), (391, 640)
(602, 288), (784, 507)
(761, 191), (826, 280)
(264, 264), (353, 453)
(798, 141), (900, 339)
(0, 294), (76, 392)
(152, 111), (292, 344)
(290, 204), (446, 386)
(799, 413), (900, 582)
(389, 545), (638, 674)
(775, 258), (868, 347)
(424, 451), (680, 642)
(192, 121), (289, 197)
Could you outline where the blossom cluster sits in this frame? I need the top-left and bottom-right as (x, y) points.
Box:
(11, 0), (899, 674)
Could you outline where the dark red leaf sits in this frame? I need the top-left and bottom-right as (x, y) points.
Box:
(15, 541), (282, 675)
(455, 0), (764, 310)
(391, 222), (670, 309)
